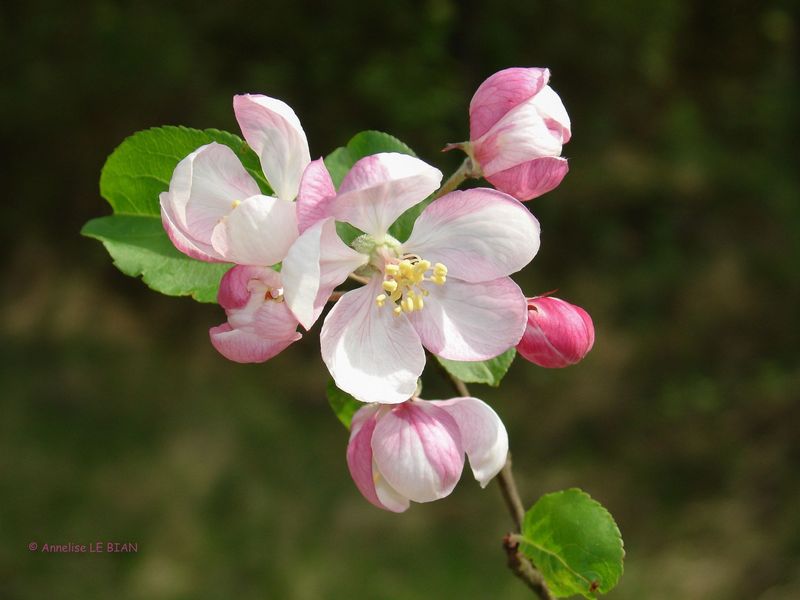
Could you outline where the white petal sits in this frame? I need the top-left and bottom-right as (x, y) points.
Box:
(282, 217), (367, 330)
(403, 188), (540, 283)
(430, 397), (508, 487)
(332, 153), (442, 239)
(531, 85), (571, 144)
(233, 94), (310, 202)
(212, 195), (298, 266)
(320, 278), (425, 404)
(408, 277), (527, 361)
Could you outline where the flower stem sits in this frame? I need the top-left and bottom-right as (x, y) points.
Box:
(432, 157), (477, 199)
(436, 364), (553, 600)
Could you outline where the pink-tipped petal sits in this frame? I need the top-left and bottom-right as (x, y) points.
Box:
(485, 156), (569, 202)
(233, 94), (310, 202)
(211, 195), (298, 266)
(430, 397), (508, 488)
(296, 158), (337, 233)
(347, 405), (410, 513)
(160, 195), (224, 261)
(409, 276), (527, 361)
(333, 153), (442, 239)
(371, 401), (464, 503)
(281, 217), (367, 330)
(320, 279), (425, 404)
(517, 296), (595, 368)
(469, 67), (550, 140)
(403, 188), (540, 283)
(209, 322), (299, 363)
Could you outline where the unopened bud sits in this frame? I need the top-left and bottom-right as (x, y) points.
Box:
(517, 296), (594, 368)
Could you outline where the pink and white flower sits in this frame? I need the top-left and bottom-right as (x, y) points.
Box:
(346, 396), (508, 512)
(281, 152), (540, 404)
(466, 67), (571, 201)
(159, 94), (313, 361)
(159, 94), (309, 265)
(517, 295), (595, 368)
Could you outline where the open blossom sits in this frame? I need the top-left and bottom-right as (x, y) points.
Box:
(517, 295), (595, 368)
(281, 152), (540, 404)
(347, 396), (508, 512)
(467, 67), (571, 201)
(159, 94), (312, 361)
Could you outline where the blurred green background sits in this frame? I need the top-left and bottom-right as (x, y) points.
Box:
(2, 0), (798, 598)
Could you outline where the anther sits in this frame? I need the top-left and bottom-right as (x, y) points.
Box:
(382, 280), (398, 293)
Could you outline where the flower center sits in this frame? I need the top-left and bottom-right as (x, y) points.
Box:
(374, 255), (447, 316)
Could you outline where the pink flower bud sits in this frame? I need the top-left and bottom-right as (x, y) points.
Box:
(467, 67), (571, 201)
(517, 296), (594, 368)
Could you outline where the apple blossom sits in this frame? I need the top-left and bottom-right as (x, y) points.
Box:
(281, 152), (540, 404)
(466, 67), (571, 201)
(517, 295), (595, 368)
(346, 396), (508, 512)
(159, 94), (309, 265)
(159, 94), (313, 362)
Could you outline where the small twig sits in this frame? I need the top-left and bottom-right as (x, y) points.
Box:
(504, 535), (555, 600)
(435, 359), (552, 599)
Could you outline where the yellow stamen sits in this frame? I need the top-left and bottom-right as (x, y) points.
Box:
(231, 200), (241, 209)
(375, 294), (386, 307)
(382, 280), (398, 293)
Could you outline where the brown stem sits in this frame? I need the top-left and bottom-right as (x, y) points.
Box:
(436, 363), (552, 599)
(328, 291), (344, 302)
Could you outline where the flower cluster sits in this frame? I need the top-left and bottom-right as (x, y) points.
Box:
(159, 68), (594, 512)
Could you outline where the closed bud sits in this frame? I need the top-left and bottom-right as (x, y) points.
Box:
(467, 67), (571, 201)
(517, 296), (594, 368)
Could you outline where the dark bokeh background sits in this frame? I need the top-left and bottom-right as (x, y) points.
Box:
(2, 1), (798, 598)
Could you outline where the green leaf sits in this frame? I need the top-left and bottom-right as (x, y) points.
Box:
(437, 349), (516, 387)
(519, 488), (625, 598)
(326, 380), (364, 429)
(100, 125), (270, 216)
(82, 215), (231, 303)
(84, 126), (264, 302)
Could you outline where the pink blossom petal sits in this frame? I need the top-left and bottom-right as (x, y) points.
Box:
(469, 67), (550, 140)
(282, 217), (368, 330)
(403, 188), (540, 283)
(371, 401), (464, 503)
(320, 278), (425, 404)
(233, 94), (310, 202)
(333, 153), (442, 239)
(485, 156), (569, 202)
(430, 397), (508, 488)
(209, 321), (299, 363)
(473, 95), (565, 177)
(210, 195), (298, 266)
(160, 197), (223, 261)
(217, 265), (282, 311)
(346, 405), (410, 513)
(409, 276), (527, 361)
(296, 158), (337, 233)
